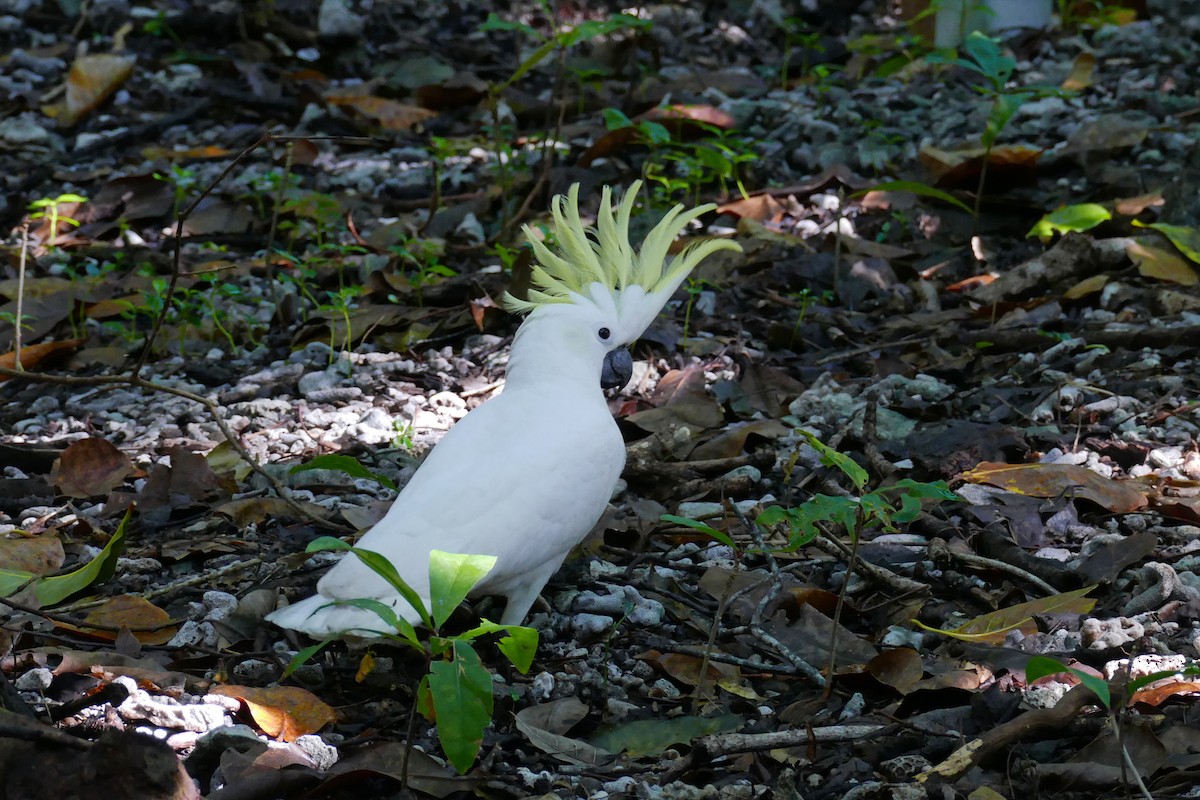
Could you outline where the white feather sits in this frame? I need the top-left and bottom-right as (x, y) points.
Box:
(267, 183), (741, 637)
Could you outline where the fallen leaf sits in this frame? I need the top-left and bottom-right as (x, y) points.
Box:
(0, 339), (84, 378)
(1127, 239), (1199, 285)
(56, 595), (177, 645)
(42, 53), (136, 126)
(212, 684), (337, 742)
(1061, 52), (1096, 91)
(913, 586), (1097, 643)
(961, 461), (1149, 513)
(50, 438), (137, 499)
(0, 536), (64, 575)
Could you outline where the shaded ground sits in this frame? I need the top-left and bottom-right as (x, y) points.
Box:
(3, 1), (1200, 798)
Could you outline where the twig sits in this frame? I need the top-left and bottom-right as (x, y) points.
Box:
(927, 538), (1057, 596)
(735, 504), (826, 687)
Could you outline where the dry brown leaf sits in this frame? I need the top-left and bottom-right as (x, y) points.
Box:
(56, 595), (177, 645)
(868, 647), (924, 694)
(42, 53), (136, 126)
(916, 586), (1097, 644)
(212, 684), (337, 742)
(1132, 680), (1200, 708)
(50, 437), (137, 499)
(1113, 192), (1165, 216)
(0, 536), (64, 575)
(328, 94), (436, 131)
(1061, 52), (1096, 91)
(0, 339), (83, 379)
(961, 461), (1149, 513)
(1063, 273), (1110, 299)
(716, 193), (784, 222)
(1127, 239), (1199, 285)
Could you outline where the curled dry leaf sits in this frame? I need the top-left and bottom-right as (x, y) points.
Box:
(212, 684), (337, 742)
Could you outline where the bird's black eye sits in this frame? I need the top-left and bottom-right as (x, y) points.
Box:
(598, 327), (611, 340)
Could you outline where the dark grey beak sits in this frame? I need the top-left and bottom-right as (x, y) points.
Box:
(601, 347), (633, 390)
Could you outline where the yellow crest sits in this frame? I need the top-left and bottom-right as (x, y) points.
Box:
(503, 181), (741, 314)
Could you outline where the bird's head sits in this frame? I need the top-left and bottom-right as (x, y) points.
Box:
(504, 181), (742, 391)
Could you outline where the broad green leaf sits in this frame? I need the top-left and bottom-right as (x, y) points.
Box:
(851, 180), (973, 213)
(429, 640), (494, 773)
(602, 107), (634, 130)
(289, 454), (396, 491)
(461, 618), (540, 673)
(305, 538), (432, 627)
(639, 120), (671, 145)
(963, 31), (1014, 88)
(1026, 655), (1111, 708)
(914, 586), (1097, 643)
(1027, 203), (1111, 239)
(796, 429), (868, 488)
(1134, 220), (1200, 264)
(10, 509), (130, 606)
(588, 713), (742, 757)
(659, 514), (735, 547)
(428, 551), (496, 629)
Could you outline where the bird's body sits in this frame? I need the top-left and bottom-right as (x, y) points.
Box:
(268, 182), (740, 637)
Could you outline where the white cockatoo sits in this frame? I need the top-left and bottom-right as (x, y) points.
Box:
(267, 181), (741, 636)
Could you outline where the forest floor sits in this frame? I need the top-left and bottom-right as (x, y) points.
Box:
(3, 1), (1200, 798)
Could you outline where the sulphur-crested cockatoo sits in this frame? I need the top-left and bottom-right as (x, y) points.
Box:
(267, 181), (741, 636)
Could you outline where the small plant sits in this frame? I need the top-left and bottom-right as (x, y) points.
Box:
(28, 193), (87, 247)
(926, 33), (1066, 219)
(155, 164), (200, 217)
(681, 275), (715, 340)
(282, 539), (537, 774)
(758, 430), (958, 549)
(601, 108), (755, 206)
(782, 17), (824, 84)
(789, 287), (834, 346)
(389, 235), (456, 306)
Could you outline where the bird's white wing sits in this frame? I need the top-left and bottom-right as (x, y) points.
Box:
(269, 384), (625, 635)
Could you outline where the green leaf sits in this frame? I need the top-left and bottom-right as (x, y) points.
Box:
(638, 120), (672, 145)
(4, 509), (131, 606)
(1026, 655), (1111, 709)
(659, 514), (735, 547)
(429, 640), (494, 773)
(460, 618), (540, 673)
(851, 180), (973, 214)
(428, 551), (496, 629)
(602, 107), (634, 130)
(282, 639), (332, 679)
(796, 429), (868, 488)
(479, 12), (537, 36)
(982, 92), (1028, 149)
(305, 538), (432, 628)
(1027, 203), (1112, 239)
(289, 454), (396, 491)
(337, 598), (421, 646)
(962, 31), (1014, 88)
